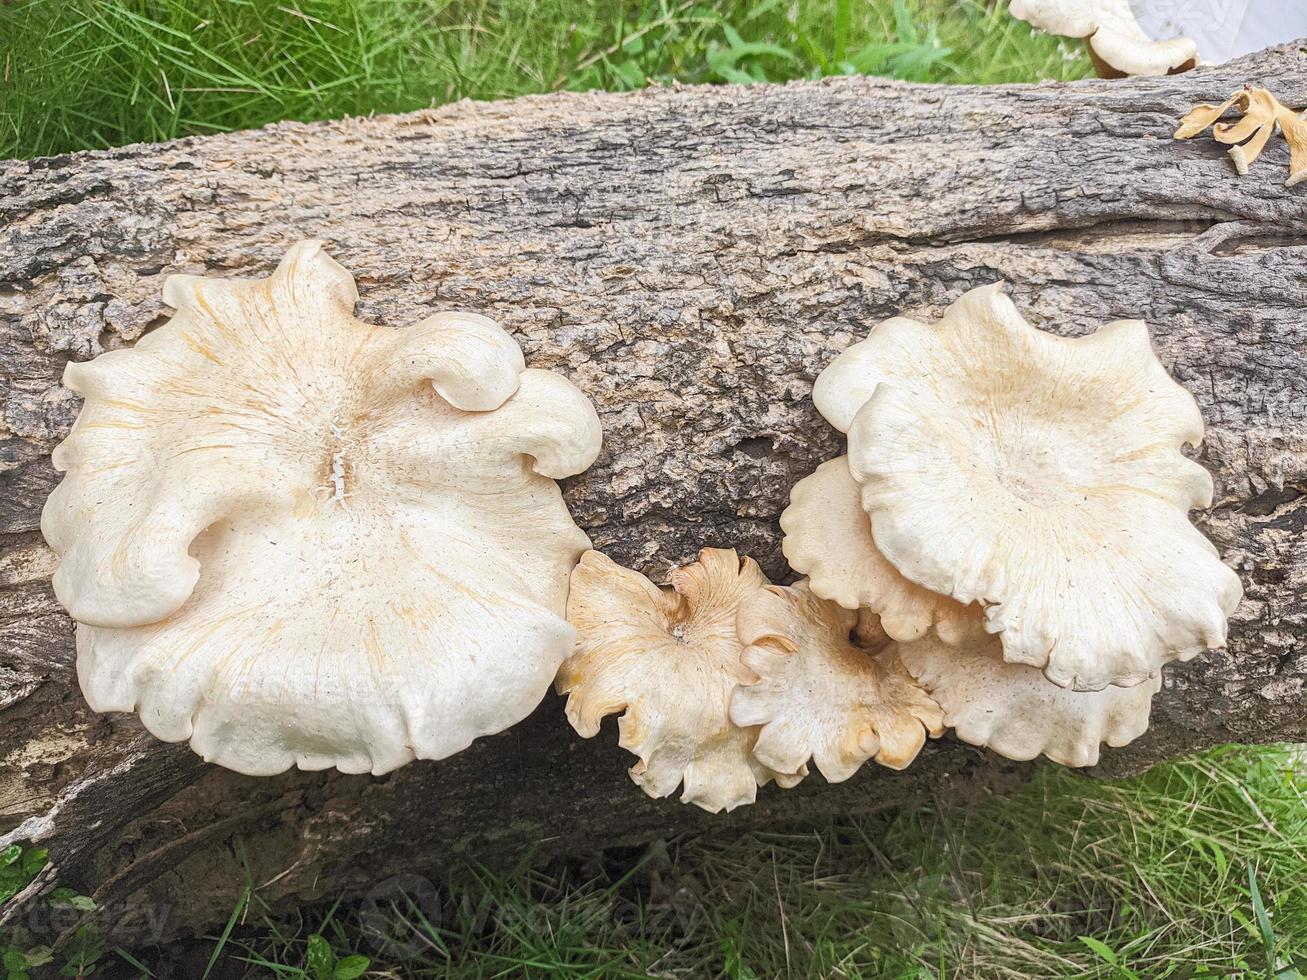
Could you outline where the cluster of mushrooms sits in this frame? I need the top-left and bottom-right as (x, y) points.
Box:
(41, 242), (1243, 813)
(558, 282), (1242, 811)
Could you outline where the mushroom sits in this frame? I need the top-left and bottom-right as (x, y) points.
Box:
(557, 548), (805, 812)
(1008, 0), (1198, 78)
(780, 456), (981, 643)
(730, 583), (944, 780)
(897, 632), (1160, 768)
(41, 240), (603, 776)
(1174, 86), (1307, 187)
(825, 282), (1242, 691)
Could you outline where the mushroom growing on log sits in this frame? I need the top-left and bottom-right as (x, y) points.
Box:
(1, 41), (1305, 946)
(814, 282), (1242, 692)
(559, 548), (805, 813)
(732, 583), (944, 778)
(42, 240), (602, 777)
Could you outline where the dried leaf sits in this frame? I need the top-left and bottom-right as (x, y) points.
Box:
(1176, 85), (1307, 187)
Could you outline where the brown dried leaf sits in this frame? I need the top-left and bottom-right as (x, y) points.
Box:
(1176, 85), (1307, 187)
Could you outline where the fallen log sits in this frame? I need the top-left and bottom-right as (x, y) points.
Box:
(1, 40), (1305, 944)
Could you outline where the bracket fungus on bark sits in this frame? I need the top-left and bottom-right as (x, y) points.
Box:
(557, 548), (806, 813)
(1174, 86), (1307, 187)
(896, 632), (1160, 768)
(1008, 0), (1198, 78)
(41, 240), (602, 776)
(730, 583), (944, 781)
(803, 282), (1241, 696)
(780, 456), (980, 644)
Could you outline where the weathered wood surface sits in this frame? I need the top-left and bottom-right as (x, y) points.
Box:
(1, 41), (1305, 943)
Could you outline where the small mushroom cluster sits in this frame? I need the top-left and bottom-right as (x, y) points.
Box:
(788, 283), (1239, 765)
(557, 548), (942, 812)
(559, 283), (1242, 809)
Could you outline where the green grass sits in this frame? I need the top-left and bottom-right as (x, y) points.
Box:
(175, 745), (1303, 979)
(0, 0), (1090, 160)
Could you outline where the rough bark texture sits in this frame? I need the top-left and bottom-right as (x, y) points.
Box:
(1, 41), (1305, 945)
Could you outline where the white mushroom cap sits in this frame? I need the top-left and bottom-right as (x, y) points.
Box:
(812, 317), (924, 435)
(1008, 0), (1102, 37)
(1009, 0), (1198, 76)
(42, 240), (602, 775)
(557, 548), (805, 813)
(828, 282), (1241, 691)
(897, 631), (1160, 768)
(780, 456), (980, 643)
(730, 583), (944, 780)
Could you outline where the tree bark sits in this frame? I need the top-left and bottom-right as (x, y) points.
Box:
(1, 41), (1305, 945)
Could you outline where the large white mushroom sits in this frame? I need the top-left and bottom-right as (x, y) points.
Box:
(817, 282), (1242, 692)
(42, 240), (602, 776)
(730, 583), (944, 781)
(1009, 0), (1198, 78)
(557, 548), (805, 813)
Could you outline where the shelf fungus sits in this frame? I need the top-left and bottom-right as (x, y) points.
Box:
(41, 240), (603, 776)
(805, 282), (1241, 694)
(897, 633), (1160, 768)
(1008, 0), (1198, 77)
(557, 548), (805, 813)
(1174, 86), (1307, 187)
(730, 583), (944, 781)
(780, 456), (981, 644)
